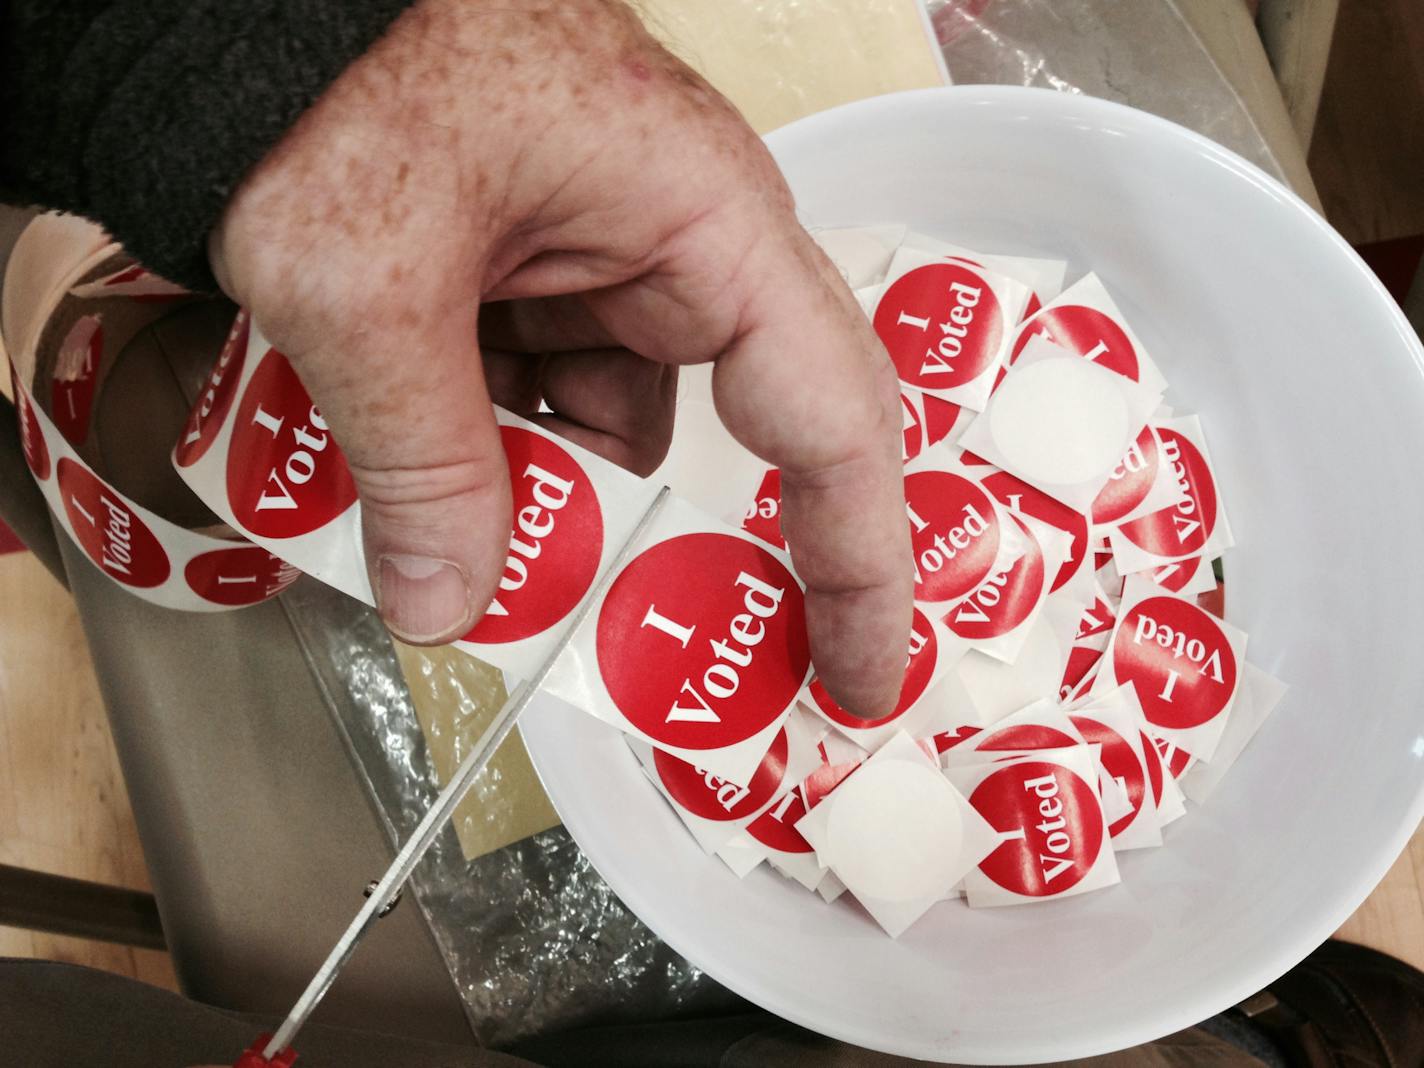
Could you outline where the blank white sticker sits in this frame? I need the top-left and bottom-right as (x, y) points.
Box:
(824, 760), (964, 902)
(988, 357), (1132, 485)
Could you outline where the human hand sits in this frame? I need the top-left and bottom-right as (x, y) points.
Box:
(209, 0), (910, 715)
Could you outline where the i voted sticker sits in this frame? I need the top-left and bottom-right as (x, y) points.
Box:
(226, 350), (357, 539)
(1091, 426), (1160, 525)
(59, 457), (171, 587)
(596, 532), (810, 751)
(875, 261), (1005, 393)
(970, 759), (1106, 896)
(944, 514), (1044, 641)
(1059, 643), (1104, 702)
(747, 789), (814, 854)
(1117, 426), (1218, 559)
(1149, 555), (1214, 595)
(1070, 714), (1147, 838)
(464, 426), (604, 645)
(50, 315), (101, 446)
(741, 468), (784, 549)
(1013, 304), (1142, 382)
(654, 727), (790, 823)
(1141, 729), (1166, 808)
(1114, 594), (1239, 731)
(901, 393), (924, 461)
(184, 544), (300, 605)
(974, 722), (1079, 752)
(980, 469), (1088, 594)
(69, 263), (189, 302)
(1153, 735), (1195, 780)
(904, 469), (1002, 603)
(12, 370), (50, 479)
(175, 310), (249, 468)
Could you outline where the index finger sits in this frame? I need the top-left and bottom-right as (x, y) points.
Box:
(712, 231), (913, 717)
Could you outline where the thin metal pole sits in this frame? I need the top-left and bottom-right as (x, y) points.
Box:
(0, 864), (164, 949)
(263, 485), (669, 1060)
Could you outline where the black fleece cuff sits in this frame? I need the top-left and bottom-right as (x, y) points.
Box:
(1, 0), (415, 291)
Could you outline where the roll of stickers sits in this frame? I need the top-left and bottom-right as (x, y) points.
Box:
(3, 217), (298, 610)
(171, 311), (817, 783)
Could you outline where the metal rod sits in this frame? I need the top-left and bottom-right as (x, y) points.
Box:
(263, 485), (670, 1060)
(0, 863), (164, 949)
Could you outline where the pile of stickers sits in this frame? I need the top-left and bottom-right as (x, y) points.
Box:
(635, 226), (1287, 935)
(10, 214), (1287, 940)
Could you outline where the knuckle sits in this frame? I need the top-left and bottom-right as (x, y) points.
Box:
(350, 455), (508, 517)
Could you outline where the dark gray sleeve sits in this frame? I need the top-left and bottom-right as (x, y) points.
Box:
(1, 0), (415, 290)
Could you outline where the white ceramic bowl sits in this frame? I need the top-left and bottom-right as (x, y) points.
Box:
(521, 87), (1424, 1064)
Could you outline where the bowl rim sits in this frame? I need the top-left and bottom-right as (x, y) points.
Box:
(523, 84), (1424, 1064)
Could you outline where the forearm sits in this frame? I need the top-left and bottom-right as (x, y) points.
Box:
(0, 0), (414, 289)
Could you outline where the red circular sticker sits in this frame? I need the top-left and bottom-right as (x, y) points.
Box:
(1012, 305), (1142, 381)
(58, 458), (170, 587)
(921, 393), (966, 448)
(1152, 557), (1203, 594)
(904, 470), (1001, 602)
(1113, 595), (1238, 731)
(900, 393), (924, 461)
(226, 351), (357, 538)
(741, 468), (785, 549)
(1059, 645), (1104, 701)
(802, 756), (860, 809)
(981, 470), (1087, 594)
(971, 760), (1105, 896)
(12, 375), (50, 480)
(976, 722), (1078, 752)
(810, 607), (938, 728)
(931, 724), (982, 755)
(184, 544), (299, 605)
(945, 514), (1045, 640)
(50, 316), (101, 446)
(1117, 428), (1218, 559)
(1070, 714), (1146, 837)
(1091, 426), (1160, 525)
(463, 426), (603, 644)
(596, 532), (809, 750)
(655, 728), (789, 822)
(874, 262), (1004, 391)
(1141, 730), (1166, 807)
(746, 790), (813, 854)
(175, 310), (249, 468)
(1153, 735), (1194, 779)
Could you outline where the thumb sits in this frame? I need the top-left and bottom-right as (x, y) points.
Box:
(281, 301), (511, 644)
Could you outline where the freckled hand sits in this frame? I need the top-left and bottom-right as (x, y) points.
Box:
(208, 0), (911, 717)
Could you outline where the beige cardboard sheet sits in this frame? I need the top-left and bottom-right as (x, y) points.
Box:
(636, 0), (947, 134)
(403, 0), (944, 861)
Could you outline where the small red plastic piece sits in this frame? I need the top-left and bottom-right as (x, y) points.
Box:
(234, 1034), (297, 1067)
